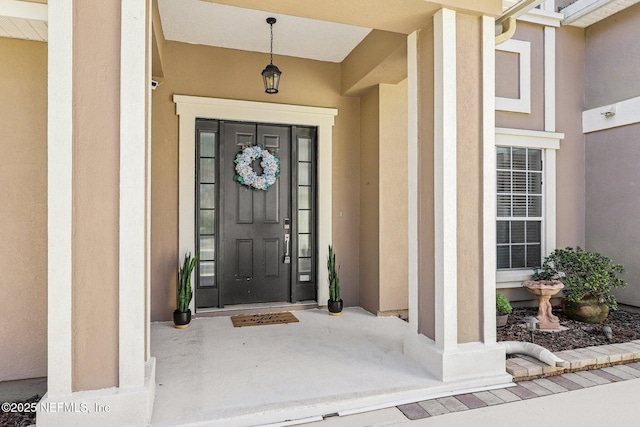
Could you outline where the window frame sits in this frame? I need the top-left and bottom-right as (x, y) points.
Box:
(495, 128), (562, 288)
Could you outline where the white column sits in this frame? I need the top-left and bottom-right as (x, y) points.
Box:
(404, 10), (509, 385)
(482, 16), (497, 344)
(433, 7), (458, 350)
(407, 30), (419, 335)
(47, 0), (73, 398)
(119, 0), (148, 388)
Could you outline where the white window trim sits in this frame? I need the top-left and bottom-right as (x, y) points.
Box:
(495, 128), (563, 289)
(173, 95), (337, 310)
(495, 39), (531, 114)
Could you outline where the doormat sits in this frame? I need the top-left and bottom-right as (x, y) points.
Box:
(231, 312), (299, 328)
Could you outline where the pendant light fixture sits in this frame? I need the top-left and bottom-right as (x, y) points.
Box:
(262, 17), (282, 94)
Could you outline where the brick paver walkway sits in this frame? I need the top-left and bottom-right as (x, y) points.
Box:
(395, 342), (640, 421)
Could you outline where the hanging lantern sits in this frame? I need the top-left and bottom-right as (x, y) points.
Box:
(262, 17), (282, 94)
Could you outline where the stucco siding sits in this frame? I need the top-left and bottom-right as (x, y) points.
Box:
(379, 80), (409, 314)
(456, 14), (483, 344)
(556, 25), (586, 249)
(0, 38), (47, 382)
(417, 21), (436, 340)
(72, 0), (121, 391)
(359, 86), (381, 314)
(585, 3), (640, 109)
(496, 22), (545, 131)
(586, 124), (640, 307)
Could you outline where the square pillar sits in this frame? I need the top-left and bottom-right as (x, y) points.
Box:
(405, 9), (509, 384)
(38, 1), (155, 425)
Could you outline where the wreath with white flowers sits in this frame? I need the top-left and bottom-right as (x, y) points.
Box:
(234, 145), (280, 190)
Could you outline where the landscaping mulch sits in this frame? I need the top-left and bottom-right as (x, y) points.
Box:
(498, 307), (640, 353)
(0, 394), (38, 427)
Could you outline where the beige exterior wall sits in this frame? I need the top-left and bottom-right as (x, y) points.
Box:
(357, 81), (409, 316)
(151, 41), (361, 320)
(585, 3), (640, 108)
(379, 80), (408, 314)
(586, 123), (640, 306)
(0, 37), (47, 382)
(456, 14), (482, 344)
(71, 0), (121, 391)
(556, 26), (586, 249)
(359, 87), (381, 314)
(495, 49), (519, 99)
(417, 21), (436, 339)
(585, 5), (640, 307)
(496, 22), (544, 131)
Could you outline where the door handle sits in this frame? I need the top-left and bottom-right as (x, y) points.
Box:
(283, 234), (291, 264)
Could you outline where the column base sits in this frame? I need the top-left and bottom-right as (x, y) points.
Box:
(37, 357), (156, 427)
(404, 332), (509, 383)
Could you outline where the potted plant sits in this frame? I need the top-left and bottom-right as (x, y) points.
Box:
(535, 247), (626, 323)
(327, 245), (343, 316)
(496, 293), (512, 328)
(174, 251), (198, 329)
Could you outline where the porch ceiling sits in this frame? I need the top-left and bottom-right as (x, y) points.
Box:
(157, 0), (503, 64)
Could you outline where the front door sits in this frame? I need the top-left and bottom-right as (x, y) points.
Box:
(219, 122), (291, 305)
(194, 120), (317, 309)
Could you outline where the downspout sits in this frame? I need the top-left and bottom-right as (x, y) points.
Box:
(495, 0), (546, 45)
(498, 341), (569, 368)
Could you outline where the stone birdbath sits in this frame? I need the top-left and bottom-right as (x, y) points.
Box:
(522, 280), (565, 329)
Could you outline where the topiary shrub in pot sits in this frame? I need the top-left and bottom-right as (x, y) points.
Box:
(496, 293), (512, 328)
(327, 245), (343, 316)
(174, 251), (198, 329)
(535, 247), (626, 323)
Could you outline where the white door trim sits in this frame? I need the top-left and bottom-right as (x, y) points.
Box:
(174, 95), (337, 309)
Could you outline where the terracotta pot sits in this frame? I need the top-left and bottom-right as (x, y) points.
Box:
(562, 297), (609, 323)
(496, 314), (509, 328)
(328, 299), (343, 316)
(173, 309), (192, 329)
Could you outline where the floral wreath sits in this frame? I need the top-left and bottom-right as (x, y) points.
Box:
(234, 145), (280, 190)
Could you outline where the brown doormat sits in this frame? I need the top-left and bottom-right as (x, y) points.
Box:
(231, 311), (299, 327)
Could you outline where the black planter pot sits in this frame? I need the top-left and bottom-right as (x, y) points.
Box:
(328, 299), (343, 316)
(173, 309), (192, 329)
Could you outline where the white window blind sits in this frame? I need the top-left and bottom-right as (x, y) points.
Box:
(496, 146), (543, 269)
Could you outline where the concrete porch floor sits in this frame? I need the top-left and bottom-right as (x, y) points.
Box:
(150, 307), (512, 426)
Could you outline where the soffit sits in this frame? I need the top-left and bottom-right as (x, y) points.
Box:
(0, 0), (47, 42)
(560, 0), (640, 27)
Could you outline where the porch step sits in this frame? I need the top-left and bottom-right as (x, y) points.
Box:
(505, 340), (640, 381)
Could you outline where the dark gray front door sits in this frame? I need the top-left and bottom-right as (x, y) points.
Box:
(219, 122), (291, 305)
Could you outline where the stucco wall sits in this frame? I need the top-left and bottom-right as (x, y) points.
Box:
(556, 25), (586, 249)
(456, 14), (482, 344)
(495, 22), (544, 131)
(0, 37), (47, 382)
(585, 3), (640, 109)
(584, 4), (640, 308)
(359, 87), (381, 314)
(151, 42), (361, 320)
(72, 0), (121, 391)
(417, 21), (436, 339)
(379, 80), (408, 314)
(586, 124), (640, 306)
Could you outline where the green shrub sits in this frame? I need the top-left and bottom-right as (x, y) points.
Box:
(534, 247), (626, 310)
(496, 293), (512, 315)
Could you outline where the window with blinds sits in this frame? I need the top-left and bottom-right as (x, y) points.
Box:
(496, 146), (543, 269)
